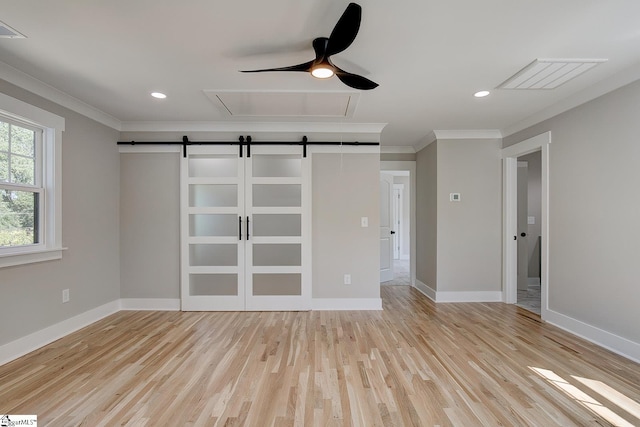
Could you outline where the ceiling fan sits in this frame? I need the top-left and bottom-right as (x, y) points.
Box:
(241, 2), (378, 90)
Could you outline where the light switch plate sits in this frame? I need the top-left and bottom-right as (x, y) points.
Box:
(361, 217), (368, 227)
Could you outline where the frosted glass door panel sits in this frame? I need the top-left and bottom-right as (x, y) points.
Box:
(190, 244), (237, 266)
(253, 184), (301, 207)
(252, 155), (301, 177)
(190, 214), (237, 236)
(252, 214), (301, 237)
(189, 156), (237, 178)
(190, 184), (237, 207)
(253, 274), (301, 296)
(253, 244), (301, 266)
(190, 274), (238, 296)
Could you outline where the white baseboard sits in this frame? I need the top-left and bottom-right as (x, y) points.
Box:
(413, 280), (501, 303)
(436, 291), (503, 303)
(312, 298), (382, 310)
(414, 280), (436, 301)
(120, 298), (181, 311)
(0, 300), (120, 366)
(544, 309), (640, 364)
(527, 277), (541, 286)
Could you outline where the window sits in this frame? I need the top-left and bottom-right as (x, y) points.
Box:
(0, 92), (64, 268)
(1, 120), (42, 247)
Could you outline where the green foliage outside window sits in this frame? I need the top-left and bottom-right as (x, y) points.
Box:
(0, 121), (38, 247)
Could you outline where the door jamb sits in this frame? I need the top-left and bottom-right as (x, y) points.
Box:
(502, 132), (551, 319)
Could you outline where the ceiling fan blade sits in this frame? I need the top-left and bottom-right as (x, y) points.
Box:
(335, 69), (378, 90)
(241, 60), (313, 73)
(326, 3), (361, 56)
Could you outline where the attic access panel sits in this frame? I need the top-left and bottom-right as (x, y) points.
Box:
(0, 21), (26, 38)
(204, 91), (359, 118)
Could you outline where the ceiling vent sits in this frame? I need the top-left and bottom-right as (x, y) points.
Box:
(0, 21), (26, 38)
(498, 59), (607, 90)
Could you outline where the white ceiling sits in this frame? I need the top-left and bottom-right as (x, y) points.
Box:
(1, 0), (640, 148)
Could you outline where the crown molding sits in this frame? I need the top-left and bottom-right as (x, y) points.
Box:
(120, 121), (386, 134)
(413, 131), (437, 152)
(120, 121), (387, 144)
(433, 129), (503, 140)
(0, 60), (122, 130)
(380, 145), (415, 154)
(413, 130), (502, 152)
(502, 60), (640, 137)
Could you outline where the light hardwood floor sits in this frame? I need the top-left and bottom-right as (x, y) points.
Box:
(1, 286), (638, 426)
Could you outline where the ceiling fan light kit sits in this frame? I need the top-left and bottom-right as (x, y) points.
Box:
(311, 65), (335, 79)
(241, 3), (378, 90)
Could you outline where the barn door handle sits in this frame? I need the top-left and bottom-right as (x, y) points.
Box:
(246, 216), (250, 240)
(239, 216), (242, 240)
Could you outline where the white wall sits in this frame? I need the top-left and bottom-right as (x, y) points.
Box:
(504, 79), (640, 346)
(120, 153), (180, 299)
(416, 142), (437, 289)
(0, 80), (121, 346)
(312, 153), (380, 299)
(436, 139), (502, 293)
(415, 138), (502, 298)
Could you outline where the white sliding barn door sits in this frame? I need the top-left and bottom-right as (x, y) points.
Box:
(181, 145), (310, 311)
(245, 147), (310, 310)
(181, 146), (245, 311)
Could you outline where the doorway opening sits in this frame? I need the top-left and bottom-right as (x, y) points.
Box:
(516, 152), (542, 314)
(380, 161), (416, 287)
(502, 132), (550, 319)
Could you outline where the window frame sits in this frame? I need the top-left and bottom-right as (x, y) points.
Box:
(0, 92), (65, 268)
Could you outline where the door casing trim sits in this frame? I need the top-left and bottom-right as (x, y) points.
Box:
(502, 131), (551, 319)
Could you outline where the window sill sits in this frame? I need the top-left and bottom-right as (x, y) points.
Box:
(0, 247), (67, 268)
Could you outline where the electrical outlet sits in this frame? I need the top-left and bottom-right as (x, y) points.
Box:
(344, 274), (351, 285)
(62, 289), (70, 303)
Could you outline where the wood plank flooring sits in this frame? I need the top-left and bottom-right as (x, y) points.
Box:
(1, 285), (639, 426)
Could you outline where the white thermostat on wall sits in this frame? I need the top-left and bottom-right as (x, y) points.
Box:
(450, 193), (461, 202)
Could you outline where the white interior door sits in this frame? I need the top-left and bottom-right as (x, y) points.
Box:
(181, 145), (310, 311)
(517, 162), (529, 291)
(392, 186), (402, 260)
(380, 173), (394, 282)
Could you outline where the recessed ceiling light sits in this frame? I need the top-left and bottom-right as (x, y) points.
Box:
(474, 91), (490, 98)
(151, 92), (167, 99)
